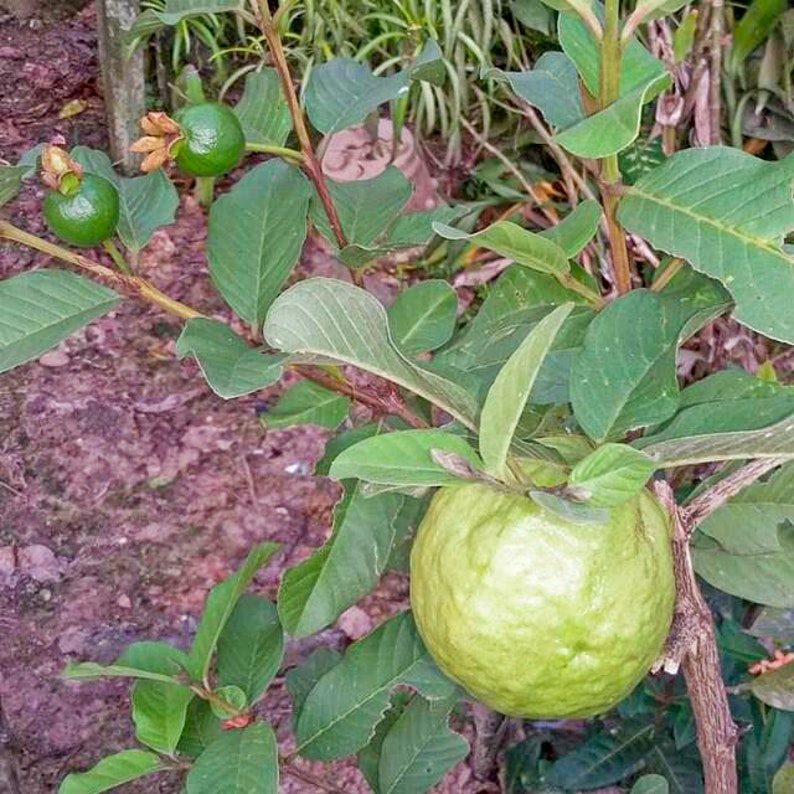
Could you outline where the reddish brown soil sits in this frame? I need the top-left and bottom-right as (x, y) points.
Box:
(0, 6), (491, 793)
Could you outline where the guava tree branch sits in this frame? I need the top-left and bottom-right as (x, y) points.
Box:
(653, 457), (786, 794)
(250, 0), (348, 250)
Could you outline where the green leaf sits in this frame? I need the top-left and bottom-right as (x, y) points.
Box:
(158, 0), (242, 25)
(329, 429), (483, 486)
(217, 594), (283, 702)
(64, 640), (188, 685)
(177, 699), (222, 758)
(207, 160), (312, 327)
(0, 270), (120, 374)
(59, 750), (165, 794)
(619, 135), (667, 185)
(210, 685), (248, 718)
(176, 319), (284, 399)
(749, 607), (794, 643)
(569, 443), (657, 506)
(730, 0), (789, 70)
(743, 704), (794, 791)
(186, 722), (278, 794)
(234, 69), (291, 146)
(261, 380), (350, 430)
(556, 72), (671, 158)
(546, 720), (656, 788)
(378, 694), (468, 794)
(511, 0), (555, 34)
(263, 278), (480, 430)
(774, 762), (794, 794)
(433, 220), (570, 275)
(484, 52), (584, 128)
(571, 290), (682, 442)
(72, 147), (178, 252)
(315, 422), (383, 476)
(540, 199), (601, 257)
(295, 612), (456, 760)
(0, 164), (26, 207)
(188, 543), (279, 681)
(311, 168), (412, 252)
(131, 679), (193, 754)
(631, 775), (670, 794)
(278, 483), (407, 637)
(388, 280), (457, 356)
(286, 648), (343, 726)
(305, 41), (443, 134)
(697, 463), (794, 555)
(357, 696), (410, 792)
(479, 303), (574, 475)
(618, 148), (794, 343)
(529, 490), (611, 524)
(692, 524), (794, 608)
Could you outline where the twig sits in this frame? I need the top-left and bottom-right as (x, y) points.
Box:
(280, 757), (349, 794)
(707, 0), (724, 144)
(0, 221), (202, 321)
(471, 703), (507, 781)
(250, 0), (347, 249)
(650, 257), (685, 292)
(681, 457), (786, 532)
(654, 481), (739, 794)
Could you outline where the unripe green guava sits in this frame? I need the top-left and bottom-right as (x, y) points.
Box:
(410, 483), (675, 718)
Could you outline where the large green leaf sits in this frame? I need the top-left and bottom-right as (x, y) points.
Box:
(378, 694), (468, 794)
(59, 750), (165, 794)
(692, 524), (794, 608)
(0, 164), (26, 207)
(570, 290), (683, 442)
(357, 696), (410, 792)
(207, 160), (312, 327)
(329, 429), (483, 486)
(479, 303), (574, 475)
(278, 483), (407, 637)
(176, 319), (284, 399)
(295, 612), (456, 760)
(618, 148), (794, 343)
(286, 647), (343, 726)
(568, 443), (657, 506)
(540, 199), (602, 258)
(234, 69), (291, 146)
(0, 270), (119, 374)
(177, 699), (222, 758)
(387, 280), (457, 356)
(310, 167), (412, 252)
(159, 0), (242, 24)
(263, 278), (480, 429)
(750, 663), (794, 711)
(185, 722), (278, 794)
(188, 543), (279, 681)
(260, 380), (350, 430)
(217, 594), (283, 702)
(305, 41), (443, 134)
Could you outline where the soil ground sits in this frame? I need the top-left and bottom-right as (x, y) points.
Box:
(0, 6), (486, 792)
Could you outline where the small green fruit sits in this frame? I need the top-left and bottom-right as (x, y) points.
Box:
(410, 484), (675, 718)
(43, 174), (120, 248)
(173, 102), (245, 177)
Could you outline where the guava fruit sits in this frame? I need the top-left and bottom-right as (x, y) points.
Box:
(410, 483), (675, 718)
(43, 174), (120, 248)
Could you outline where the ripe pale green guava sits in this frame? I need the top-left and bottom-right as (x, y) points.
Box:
(410, 483), (675, 718)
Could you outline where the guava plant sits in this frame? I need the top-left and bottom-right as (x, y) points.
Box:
(0, 1), (793, 793)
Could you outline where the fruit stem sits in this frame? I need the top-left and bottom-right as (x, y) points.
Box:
(250, 0), (348, 250)
(102, 239), (133, 276)
(0, 221), (202, 321)
(195, 176), (215, 209)
(245, 142), (305, 164)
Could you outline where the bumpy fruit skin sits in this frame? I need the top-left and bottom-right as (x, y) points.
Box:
(43, 175), (120, 248)
(173, 102), (245, 177)
(410, 484), (675, 719)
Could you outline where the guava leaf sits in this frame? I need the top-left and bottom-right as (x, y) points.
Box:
(295, 612), (456, 760)
(357, 695), (410, 791)
(305, 40), (443, 134)
(388, 280), (457, 356)
(59, 750), (165, 794)
(0, 164), (26, 207)
(131, 678), (193, 754)
(278, 483), (408, 637)
(158, 0), (242, 25)
(750, 663), (794, 711)
(618, 147), (794, 343)
(315, 422), (384, 476)
(188, 543), (279, 681)
(286, 648), (343, 727)
(234, 69), (291, 146)
(185, 722), (278, 794)
(479, 303), (574, 476)
(329, 429), (483, 486)
(263, 278), (480, 429)
(631, 775), (670, 794)
(207, 159), (312, 327)
(540, 199), (602, 257)
(260, 380), (350, 430)
(176, 319), (284, 399)
(0, 270), (119, 374)
(217, 594), (283, 702)
(177, 699), (222, 758)
(569, 443), (657, 506)
(377, 694), (468, 794)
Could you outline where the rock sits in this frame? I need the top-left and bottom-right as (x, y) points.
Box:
(116, 594), (132, 609)
(38, 350), (70, 368)
(337, 606), (372, 640)
(18, 545), (62, 582)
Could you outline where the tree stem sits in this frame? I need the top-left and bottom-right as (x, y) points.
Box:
(195, 176), (215, 209)
(251, 0), (347, 249)
(0, 221), (202, 321)
(598, 0), (632, 294)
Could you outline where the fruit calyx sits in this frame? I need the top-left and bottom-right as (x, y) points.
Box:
(130, 111), (185, 173)
(41, 145), (83, 196)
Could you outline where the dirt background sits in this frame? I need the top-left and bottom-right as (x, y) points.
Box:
(0, 5), (487, 792)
